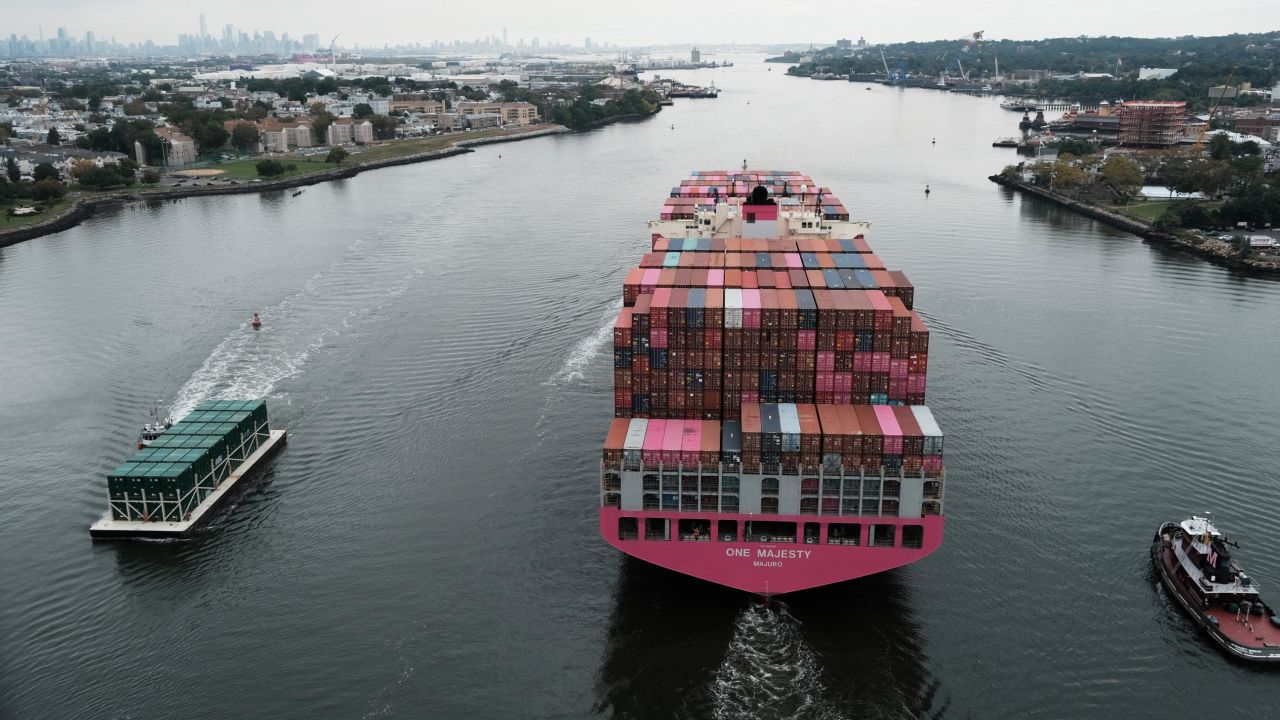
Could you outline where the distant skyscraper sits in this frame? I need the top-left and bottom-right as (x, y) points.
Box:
(199, 13), (207, 39)
(85, 31), (95, 54)
(585, 37), (592, 49)
(503, 27), (508, 47)
(691, 47), (701, 63)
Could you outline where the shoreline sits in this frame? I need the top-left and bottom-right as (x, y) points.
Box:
(0, 125), (571, 249)
(989, 174), (1280, 278)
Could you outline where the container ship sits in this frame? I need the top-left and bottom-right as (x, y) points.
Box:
(599, 170), (945, 595)
(90, 399), (286, 540)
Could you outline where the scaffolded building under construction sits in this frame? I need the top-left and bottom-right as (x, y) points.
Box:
(1117, 100), (1187, 147)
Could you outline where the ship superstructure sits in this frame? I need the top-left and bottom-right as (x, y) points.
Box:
(599, 171), (945, 595)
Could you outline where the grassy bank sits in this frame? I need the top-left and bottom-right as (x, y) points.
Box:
(205, 126), (551, 181)
(2, 198), (74, 229)
(1110, 200), (1223, 223)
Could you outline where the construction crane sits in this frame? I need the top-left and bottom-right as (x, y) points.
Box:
(947, 30), (985, 81)
(1196, 65), (1238, 149)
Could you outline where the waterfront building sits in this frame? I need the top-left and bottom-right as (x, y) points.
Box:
(1117, 101), (1186, 147)
(325, 118), (373, 145)
(390, 94), (446, 114)
(466, 113), (502, 130)
(351, 119), (374, 143)
(154, 127), (197, 165)
(326, 118), (354, 145)
(1232, 111), (1280, 141)
(455, 101), (539, 126)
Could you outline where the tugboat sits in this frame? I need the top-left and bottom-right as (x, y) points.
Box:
(1152, 515), (1280, 662)
(136, 400), (174, 449)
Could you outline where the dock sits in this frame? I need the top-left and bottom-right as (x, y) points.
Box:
(89, 429), (287, 540)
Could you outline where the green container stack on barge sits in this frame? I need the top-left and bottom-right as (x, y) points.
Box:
(91, 399), (287, 540)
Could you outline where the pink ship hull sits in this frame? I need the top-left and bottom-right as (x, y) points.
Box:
(600, 508), (943, 595)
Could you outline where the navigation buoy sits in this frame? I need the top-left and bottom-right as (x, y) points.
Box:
(931, 137), (936, 145)
(925, 185), (931, 195)
(251, 312), (262, 329)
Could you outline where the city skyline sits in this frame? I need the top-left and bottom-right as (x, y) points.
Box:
(5, 1), (1278, 52)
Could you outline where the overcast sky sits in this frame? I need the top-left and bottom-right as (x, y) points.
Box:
(7, 0), (1278, 48)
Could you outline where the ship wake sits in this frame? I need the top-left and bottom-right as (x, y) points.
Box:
(707, 603), (845, 720)
(546, 297), (623, 387)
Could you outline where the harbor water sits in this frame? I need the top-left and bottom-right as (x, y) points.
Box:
(1, 55), (1278, 719)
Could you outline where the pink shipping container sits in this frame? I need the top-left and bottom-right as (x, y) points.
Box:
(643, 419), (667, 465)
(708, 269), (725, 287)
(890, 359), (909, 379)
(642, 268), (660, 293)
(872, 352), (891, 373)
(798, 329), (816, 350)
(907, 373), (927, 394)
(681, 422), (702, 466)
(874, 406), (904, 455)
(923, 455), (943, 475)
(853, 352), (872, 372)
(662, 420), (685, 465)
(651, 328), (668, 349)
(742, 289), (762, 328)
(817, 351), (836, 372)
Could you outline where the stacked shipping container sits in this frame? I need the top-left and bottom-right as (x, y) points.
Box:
(107, 399), (271, 521)
(605, 172), (943, 481)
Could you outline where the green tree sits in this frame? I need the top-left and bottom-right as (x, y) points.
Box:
(1229, 155), (1265, 194)
(325, 147), (348, 164)
(1207, 133), (1233, 161)
(1100, 155), (1144, 201)
(352, 103), (374, 118)
(230, 122), (260, 152)
(141, 169), (161, 184)
(255, 159), (287, 177)
(369, 114), (399, 140)
(78, 166), (124, 189)
(6, 157), (18, 183)
(46, 127), (61, 146)
(32, 162), (60, 182)
(1051, 161), (1087, 191)
(32, 178), (67, 201)
(124, 99), (151, 116)
(309, 103), (337, 144)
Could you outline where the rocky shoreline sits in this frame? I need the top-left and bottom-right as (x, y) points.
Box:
(989, 174), (1280, 277)
(0, 125), (570, 249)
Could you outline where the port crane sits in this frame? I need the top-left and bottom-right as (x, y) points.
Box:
(937, 30), (984, 82)
(879, 48), (906, 84)
(327, 33), (342, 68)
(1195, 65), (1238, 149)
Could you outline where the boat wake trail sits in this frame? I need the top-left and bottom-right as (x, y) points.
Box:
(707, 604), (844, 720)
(546, 297), (622, 387)
(171, 236), (423, 417)
(170, 319), (325, 418)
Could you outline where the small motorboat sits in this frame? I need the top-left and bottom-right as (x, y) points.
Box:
(251, 312), (262, 329)
(292, 189), (303, 197)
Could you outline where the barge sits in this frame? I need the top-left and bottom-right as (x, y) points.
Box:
(90, 399), (286, 540)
